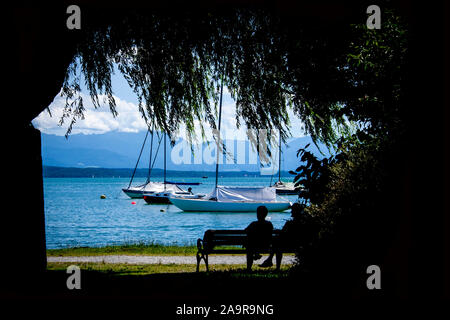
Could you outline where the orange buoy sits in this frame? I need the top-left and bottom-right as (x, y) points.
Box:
(131, 201), (136, 205)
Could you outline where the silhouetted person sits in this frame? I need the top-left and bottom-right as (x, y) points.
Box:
(260, 202), (319, 270)
(188, 187), (193, 194)
(245, 206), (273, 271)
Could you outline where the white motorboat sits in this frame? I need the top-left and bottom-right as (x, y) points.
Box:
(170, 186), (291, 212)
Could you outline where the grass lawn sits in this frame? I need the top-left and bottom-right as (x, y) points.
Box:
(47, 243), (249, 256)
(47, 262), (292, 275)
(47, 243), (199, 256)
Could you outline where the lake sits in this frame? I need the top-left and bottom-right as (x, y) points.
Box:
(43, 176), (298, 249)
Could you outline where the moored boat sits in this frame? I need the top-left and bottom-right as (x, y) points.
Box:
(144, 189), (205, 204)
(122, 182), (155, 199)
(170, 186), (291, 212)
(123, 129), (202, 202)
(123, 129), (159, 199)
(272, 180), (298, 195)
(270, 131), (299, 195)
(123, 181), (190, 199)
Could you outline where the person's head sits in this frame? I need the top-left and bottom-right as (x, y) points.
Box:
(256, 206), (269, 221)
(188, 187), (192, 192)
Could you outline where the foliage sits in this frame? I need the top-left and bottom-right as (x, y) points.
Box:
(59, 7), (357, 148)
(290, 143), (339, 205)
(287, 10), (408, 279)
(290, 9), (407, 205)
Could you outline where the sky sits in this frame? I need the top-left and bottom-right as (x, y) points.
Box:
(32, 65), (306, 142)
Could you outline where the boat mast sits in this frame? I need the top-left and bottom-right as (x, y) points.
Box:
(128, 129), (149, 188)
(164, 130), (167, 191)
(215, 75), (224, 189)
(278, 131), (282, 182)
(146, 124), (155, 184)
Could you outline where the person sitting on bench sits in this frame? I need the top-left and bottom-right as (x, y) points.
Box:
(244, 205), (273, 271)
(259, 203), (319, 270)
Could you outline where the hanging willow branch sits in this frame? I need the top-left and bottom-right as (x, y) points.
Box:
(60, 9), (306, 146)
(59, 7), (405, 150)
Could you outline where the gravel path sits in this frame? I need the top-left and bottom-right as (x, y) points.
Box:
(48, 255), (296, 265)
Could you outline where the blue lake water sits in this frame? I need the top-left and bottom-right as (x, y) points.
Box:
(44, 176), (298, 249)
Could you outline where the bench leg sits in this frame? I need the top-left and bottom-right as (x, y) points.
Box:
(196, 252), (210, 272)
(246, 252), (254, 271)
(275, 252), (283, 271)
(196, 251), (210, 272)
(196, 252), (201, 272)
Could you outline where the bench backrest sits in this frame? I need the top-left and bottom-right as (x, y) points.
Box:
(202, 229), (281, 250)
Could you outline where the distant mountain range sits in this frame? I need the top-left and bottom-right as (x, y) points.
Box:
(42, 166), (294, 178)
(41, 131), (331, 172)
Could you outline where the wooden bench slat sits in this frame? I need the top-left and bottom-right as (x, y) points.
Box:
(206, 242), (246, 247)
(206, 230), (247, 234)
(206, 234), (280, 238)
(206, 230), (281, 234)
(205, 235), (245, 239)
(209, 249), (247, 254)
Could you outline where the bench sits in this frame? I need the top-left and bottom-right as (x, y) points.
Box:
(196, 229), (295, 272)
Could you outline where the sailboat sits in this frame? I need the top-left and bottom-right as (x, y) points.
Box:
(123, 181), (185, 199)
(122, 129), (200, 202)
(122, 129), (157, 198)
(169, 185), (291, 212)
(142, 131), (204, 204)
(169, 75), (291, 212)
(271, 133), (298, 195)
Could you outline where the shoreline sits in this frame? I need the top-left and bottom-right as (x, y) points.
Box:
(42, 166), (295, 179)
(47, 243), (198, 257)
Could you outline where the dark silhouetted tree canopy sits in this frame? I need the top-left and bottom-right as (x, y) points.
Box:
(60, 5), (406, 158)
(60, 6), (363, 146)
